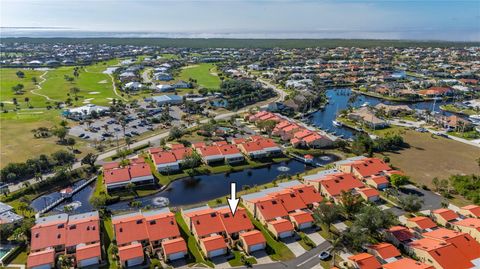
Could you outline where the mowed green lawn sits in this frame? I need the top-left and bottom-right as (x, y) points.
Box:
(0, 69), (46, 110)
(37, 66), (117, 107)
(178, 63), (221, 89)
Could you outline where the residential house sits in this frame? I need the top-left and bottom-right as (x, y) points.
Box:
(384, 226), (415, 248)
(27, 212), (101, 269)
(103, 161), (154, 191)
(459, 205), (480, 218)
(430, 208), (461, 227)
(239, 230), (267, 254)
(347, 253), (382, 269)
(196, 145), (224, 164)
(357, 187), (380, 202)
(367, 243), (401, 264)
(406, 216), (438, 234)
(451, 218), (480, 242)
(381, 258), (434, 269)
(304, 172), (364, 203)
(348, 107), (388, 129)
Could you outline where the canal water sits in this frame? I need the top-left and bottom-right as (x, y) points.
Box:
(30, 179), (95, 214)
(107, 159), (330, 212)
(309, 88), (454, 138)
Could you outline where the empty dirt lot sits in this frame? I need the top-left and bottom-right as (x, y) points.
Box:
(379, 130), (480, 187)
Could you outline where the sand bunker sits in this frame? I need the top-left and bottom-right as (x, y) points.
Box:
(89, 91), (100, 94)
(98, 80), (107, 84)
(83, 98), (94, 104)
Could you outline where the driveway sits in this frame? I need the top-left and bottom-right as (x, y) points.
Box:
(250, 250), (273, 264)
(282, 237), (307, 257)
(332, 222), (348, 232)
(211, 256), (231, 269)
(303, 229), (326, 246)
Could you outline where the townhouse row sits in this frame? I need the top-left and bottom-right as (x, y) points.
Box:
(384, 206), (480, 269)
(102, 136), (283, 191)
(27, 212), (101, 269)
(247, 111), (334, 148)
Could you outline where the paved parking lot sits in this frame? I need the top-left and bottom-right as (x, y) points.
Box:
(68, 106), (182, 141)
(399, 184), (443, 211)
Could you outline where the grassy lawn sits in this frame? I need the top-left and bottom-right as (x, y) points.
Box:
(37, 66), (118, 107)
(245, 209), (295, 261)
(298, 232), (315, 251)
(447, 130), (480, 140)
(228, 251), (257, 267)
(102, 217), (119, 269)
(0, 68), (45, 110)
(178, 63), (221, 89)
(440, 104), (478, 116)
(174, 212), (214, 267)
(377, 130), (480, 188)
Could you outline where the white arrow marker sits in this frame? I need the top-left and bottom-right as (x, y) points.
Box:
(227, 182), (240, 216)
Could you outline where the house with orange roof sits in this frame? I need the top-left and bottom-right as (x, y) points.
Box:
(28, 211), (101, 269)
(237, 137), (282, 159)
(289, 210), (314, 230)
(431, 208), (461, 226)
(288, 184), (323, 208)
(112, 208), (187, 262)
(118, 242), (144, 267)
(357, 187), (380, 202)
(451, 218), (480, 242)
(217, 144), (245, 164)
(149, 149), (180, 172)
(406, 216), (437, 234)
(459, 205), (480, 218)
(381, 258), (434, 269)
(27, 249), (55, 269)
(365, 175), (389, 190)
(347, 252), (382, 269)
(304, 172), (364, 202)
(181, 205), (228, 258)
(337, 158), (394, 184)
(421, 227), (480, 264)
(196, 145), (225, 164)
(103, 162), (154, 191)
(367, 243), (401, 263)
(384, 226), (415, 247)
(216, 207), (254, 239)
(239, 230), (267, 254)
(266, 218), (295, 239)
(407, 237), (476, 269)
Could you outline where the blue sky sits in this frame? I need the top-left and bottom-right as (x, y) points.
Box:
(1, 0), (479, 40)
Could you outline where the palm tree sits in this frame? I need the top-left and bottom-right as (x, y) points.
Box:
(329, 236), (345, 267)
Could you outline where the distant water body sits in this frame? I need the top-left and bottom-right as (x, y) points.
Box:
(1, 28), (478, 41)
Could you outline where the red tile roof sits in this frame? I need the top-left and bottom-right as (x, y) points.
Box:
(217, 144), (242, 156)
(382, 258), (434, 269)
(370, 175), (389, 186)
(162, 238), (187, 255)
(169, 143), (185, 150)
(65, 215), (100, 247)
(454, 217), (480, 230)
(128, 164), (152, 179)
(432, 208), (459, 222)
(318, 173), (364, 197)
(348, 253), (382, 269)
(289, 211), (314, 225)
(197, 145), (223, 157)
(172, 148), (193, 161)
(151, 151), (177, 165)
(27, 249), (55, 268)
(358, 187), (380, 198)
(349, 158), (392, 178)
(201, 235), (227, 252)
(76, 242), (101, 261)
(104, 167), (130, 185)
(387, 226), (414, 242)
(103, 162), (120, 171)
(118, 243), (144, 262)
(408, 216), (437, 230)
(256, 198), (289, 220)
(191, 211), (226, 237)
(217, 207), (254, 235)
(268, 219), (294, 234)
(369, 243), (400, 259)
(113, 214), (149, 245)
(240, 230), (266, 246)
(422, 228), (480, 261)
(409, 238), (474, 269)
(145, 212), (181, 242)
(462, 204), (480, 217)
(290, 185), (323, 205)
(273, 191), (307, 212)
(31, 221), (67, 251)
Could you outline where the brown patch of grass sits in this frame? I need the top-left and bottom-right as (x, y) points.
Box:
(378, 130), (480, 187)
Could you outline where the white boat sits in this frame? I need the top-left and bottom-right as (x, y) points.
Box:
(469, 115), (480, 125)
(361, 102), (370, 107)
(332, 120), (342, 127)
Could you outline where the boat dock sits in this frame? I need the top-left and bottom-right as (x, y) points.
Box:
(36, 176), (97, 216)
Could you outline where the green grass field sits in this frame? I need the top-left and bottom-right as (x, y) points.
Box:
(178, 63), (221, 89)
(0, 69), (45, 110)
